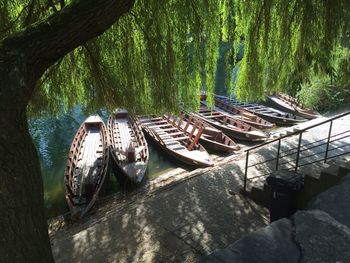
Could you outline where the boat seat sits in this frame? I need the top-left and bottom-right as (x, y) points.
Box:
(148, 124), (172, 128)
(204, 114), (225, 119)
(164, 141), (179, 145)
(161, 127), (178, 132)
(165, 131), (183, 136)
(169, 146), (186, 151)
(142, 120), (167, 125)
(163, 136), (188, 142)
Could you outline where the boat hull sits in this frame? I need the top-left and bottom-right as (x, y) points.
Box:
(267, 94), (320, 120)
(139, 116), (213, 167)
(194, 105), (268, 141)
(64, 115), (109, 219)
(176, 113), (240, 153)
(108, 111), (149, 183)
(199, 136), (238, 152)
(201, 118), (267, 141)
(216, 95), (306, 126)
(214, 98), (275, 129)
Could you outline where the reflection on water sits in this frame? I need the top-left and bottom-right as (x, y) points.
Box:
(29, 108), (178, 218)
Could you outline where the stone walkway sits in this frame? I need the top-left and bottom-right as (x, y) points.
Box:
(51, 165), (269, 262)
(203, 175), (350, 263)
(51, 108), (350, 263)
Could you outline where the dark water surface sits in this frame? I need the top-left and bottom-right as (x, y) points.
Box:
(29, 108), (178, 218)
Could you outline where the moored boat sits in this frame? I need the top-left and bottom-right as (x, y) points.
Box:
(167, 113), (240, 152)
(139, 116), (213, 167)
(193, 104), (269, 141)
(64, 115), (109, 219)
(214, 97), (275, 129)
(267, 93), (321, 119)
(215, 95), (306, 126)
(108, 110), (149, 183)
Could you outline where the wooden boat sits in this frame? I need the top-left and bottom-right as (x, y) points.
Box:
(64, 115), (109, 219)
(193, 104), (269, 141)
(215, 95), (306, 126)
(167, 113), (240, 152)
(267, 93), (321, 119)
(108, 110), (149, 183)
(139, 116), (213, 167)
(214, 97), (275, 129)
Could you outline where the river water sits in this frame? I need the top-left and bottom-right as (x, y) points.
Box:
(29, 108), (179, 218)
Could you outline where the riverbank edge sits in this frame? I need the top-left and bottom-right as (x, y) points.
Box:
(47, 102), (350, 237)
(47, 152), (246, 237)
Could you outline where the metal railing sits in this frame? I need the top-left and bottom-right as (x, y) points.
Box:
(243, 111), (350, 193)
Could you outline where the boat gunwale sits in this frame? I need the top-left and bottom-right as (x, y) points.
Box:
(139, 116), (213, 167)
(64, 115), (109, 219)
(107, 113), (149, 183)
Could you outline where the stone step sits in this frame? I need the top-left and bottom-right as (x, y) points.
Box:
(244, 155), (350, 209)
(336, 161), (350, 177)
(270, 127), (302, 139)
(244, 179), (270, 207)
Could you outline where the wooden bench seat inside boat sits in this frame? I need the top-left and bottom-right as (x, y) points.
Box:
(73, 128), (102, 196)
(148, 124), (172, 128)
(162, 136), (188, 142)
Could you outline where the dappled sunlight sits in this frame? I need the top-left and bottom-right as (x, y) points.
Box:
(241, 112), (350, 193)
(51, 162), (269, 262)
(51, 112), (350, 262)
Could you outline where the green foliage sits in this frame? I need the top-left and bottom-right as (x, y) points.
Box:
(1, 0), (236, 116)
(297, 47), (350, 111)
(233, 0), (350, 101)
(2, 0), (350, 113)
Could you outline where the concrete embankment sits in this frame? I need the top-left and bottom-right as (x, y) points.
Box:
(204, 175), (350, 263)
(50, 160), (270, 262)
(50, 106), (350, 262)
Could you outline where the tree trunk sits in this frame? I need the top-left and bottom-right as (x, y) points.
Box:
(0, 119), (54, 263)
(0, 66), (53, 262)
(0, 0), (134, 261)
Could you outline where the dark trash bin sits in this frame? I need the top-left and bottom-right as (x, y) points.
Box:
(266, 170), (304, 222)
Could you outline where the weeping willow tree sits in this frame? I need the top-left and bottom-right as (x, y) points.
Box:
(0, 0), (231, 262)
(1, 0), (230, 115)
(0, 0), (349, 262)
(233, 0), (350, 101)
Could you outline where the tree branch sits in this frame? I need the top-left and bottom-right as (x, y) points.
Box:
(24, 0), (37, 26)
(59, 0), (65, 10)
(1, 0), (135, 76)
(47, 0), (58, 13)
(0, 5), (30, 34)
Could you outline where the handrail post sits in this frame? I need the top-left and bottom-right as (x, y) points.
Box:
(295, 133), (303, 172)
(324, 120), (333, 163)
(276, 139), (281, 170)
(243, 151), (249, 194)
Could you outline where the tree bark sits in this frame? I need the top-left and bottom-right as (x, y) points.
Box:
(0, 90), (53, 262)
(0, 0), (134, 261)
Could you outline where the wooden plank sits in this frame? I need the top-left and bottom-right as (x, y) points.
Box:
(142, 120), (167, 125)
(184, 116), (192, 131)
(162, 136), (188, 142)
(187, 126), (204, 151)
(177, 113), (186, 128)
(148, 123), (172, 128)
(202, 114), (225, 119)
(188, 122), (198, 138)
(139, 117), (163, 122)
(164, 131), (183, 136)
(161, 127), (178, 132)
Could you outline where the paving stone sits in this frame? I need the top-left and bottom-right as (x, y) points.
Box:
(51, 112), (350, 262)
(202, 218), (299, 263)
(52, 164), (269, 262)
(293, 210), (350, 263)
(308, 175), (350, 228)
